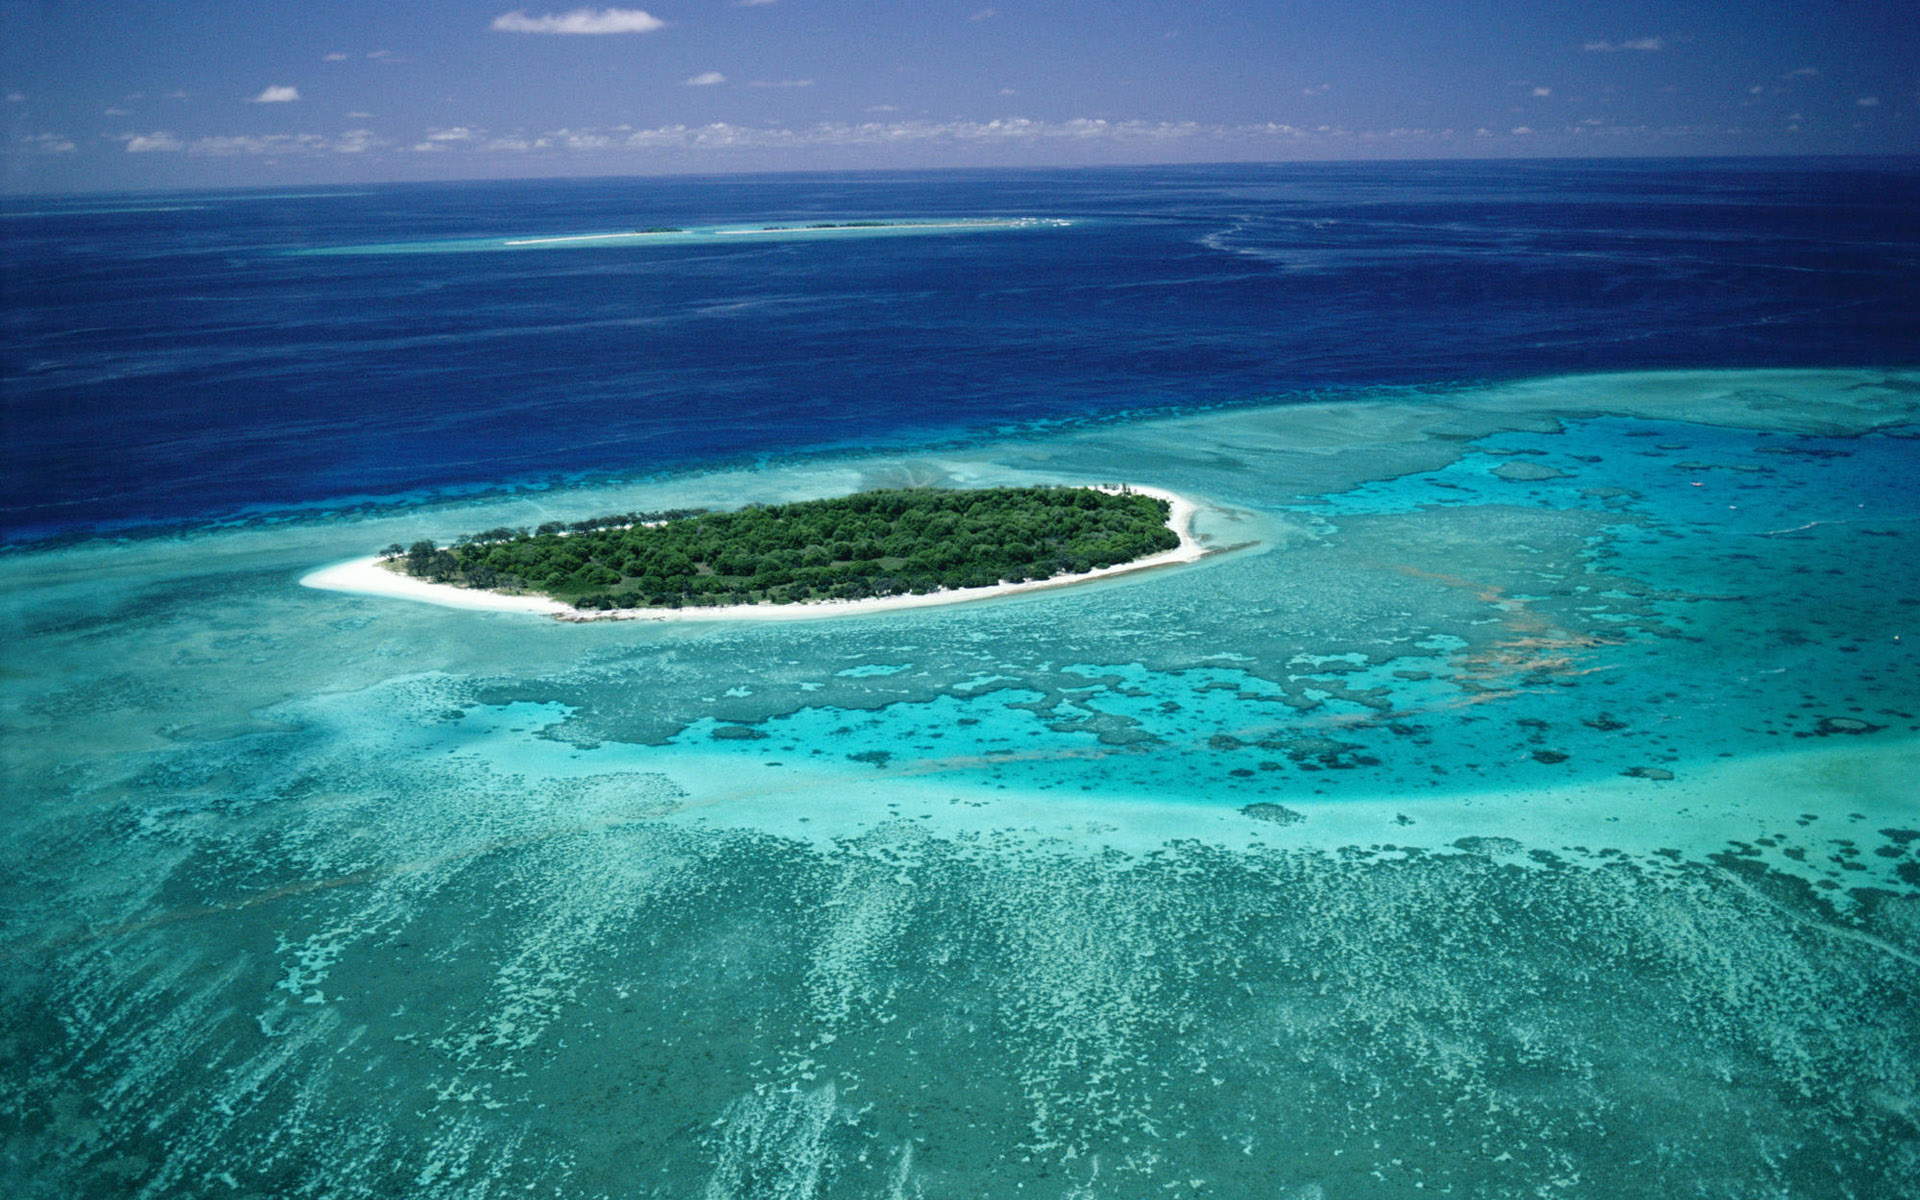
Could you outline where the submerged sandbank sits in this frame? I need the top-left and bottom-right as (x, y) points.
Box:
(300, 485), (1211, 621)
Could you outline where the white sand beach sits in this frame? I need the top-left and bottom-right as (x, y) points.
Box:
(300, 485), (1212, 622)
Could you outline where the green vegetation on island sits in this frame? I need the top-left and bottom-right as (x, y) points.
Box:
(385, 485), (1179, 611)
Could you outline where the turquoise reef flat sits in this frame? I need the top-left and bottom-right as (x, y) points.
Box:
(2, 368), (1917, 1197)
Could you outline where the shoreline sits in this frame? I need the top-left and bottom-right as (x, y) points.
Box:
(300, 485), (1213, 622)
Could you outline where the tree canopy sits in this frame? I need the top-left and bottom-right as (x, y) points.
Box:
(390, 486), (1178, 610)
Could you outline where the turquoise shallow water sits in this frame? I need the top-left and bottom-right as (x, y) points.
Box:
(3, 369), (1918, 1197)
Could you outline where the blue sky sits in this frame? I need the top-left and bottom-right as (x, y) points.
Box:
(3, 0), (1914, 192)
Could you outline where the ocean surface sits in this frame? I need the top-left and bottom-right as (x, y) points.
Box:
(2, 161), (1918, 1198)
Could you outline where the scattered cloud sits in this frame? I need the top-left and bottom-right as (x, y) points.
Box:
(17, 132), (76, 154)
(324, 52), (350, 62)
(970, 8), (997, 21)
(346, 111), (373, 118)
(747, 78), (814, 88)
(1782, 67), (1818, 79)
(1532, 86), (1553, 97)
(1583, 37), (1664, 52)
(491, 7), (665, 34)
(684, 71), (727, 86)
(1857, 96), (1880, 107)
(866, 105), (899, 113)
(736, 0), (778, 5)
(427, 126), (481, 141)
(1511, 125), (1535, 135)
(105, 106), (132, 116)
(166, 90), (189, 100)
(193, 131), (386, 156)
(999, 87), (1018, 96)
(250, 85), (301, 103)
(1302, 83), (1331, 95)
(121, 131), (184, 153)
(6, 92), (26, 103)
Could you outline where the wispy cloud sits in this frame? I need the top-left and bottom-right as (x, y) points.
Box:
(1301, 83), (1331, 95)
(324, 52), (350, 62)
(5, 92), (25, 103)
(970, 8), (997, 21)
(16, 132), (76, 154)
(1782, 67), (1818, 79)
(121, 131), (184, 152)
(684, 71), (727, 86)
(427, 126), (481, 141)
(192, 131), (387, 156)
(1531, 86), (1553, 97)
(491, 7), (665, 34)
(736, 0), (778, 5)
(105, 106), (132, 117)
(747, 78), (813, 88)
(250, 85), (301, 103)
(1583, 37), (1664, 52)
(1857, 96), (1880, 107)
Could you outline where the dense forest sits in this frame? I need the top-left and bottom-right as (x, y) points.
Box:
(387, 486), (1179, 610)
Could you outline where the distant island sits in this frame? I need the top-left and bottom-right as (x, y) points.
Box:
(380, 485), (1183, 613)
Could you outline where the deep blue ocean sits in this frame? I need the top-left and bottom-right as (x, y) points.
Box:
(5, 158), (1916, 541)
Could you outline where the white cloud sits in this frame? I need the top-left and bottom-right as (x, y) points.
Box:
(122, 131), (184, 152)
(685, 71), (727, 86)
(121, 130), (391, 157)
(1532, 86), (1552, 97)
(250, 85), (301, 103)
(1857, 96), (1880, 107)
(970, 8), (997, 20)
(999, 87), (1018, 96)
(18, 132), (76, 153)
(1302, 83), (1330, 95)
(324, 52), (350, 61)
(747, 78), (813, 88)
(428, 126), (481, 141)
(166, 90), (190, 100)
(1782, 67), (1818, 79)
(1511, 125), (1535, 135)
(5, 92), (25, 103)
(347, 111), (373, 118)
(194, 134), (325, 156)
(1583, 37), (1663, 52)
(491, 7), (665, 34)
(368, 49), (395, 60)
(737, 0), (778, 5)
(105, 106), (132, 116)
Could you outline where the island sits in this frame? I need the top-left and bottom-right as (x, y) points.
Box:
(302, 485), (1207, 621)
